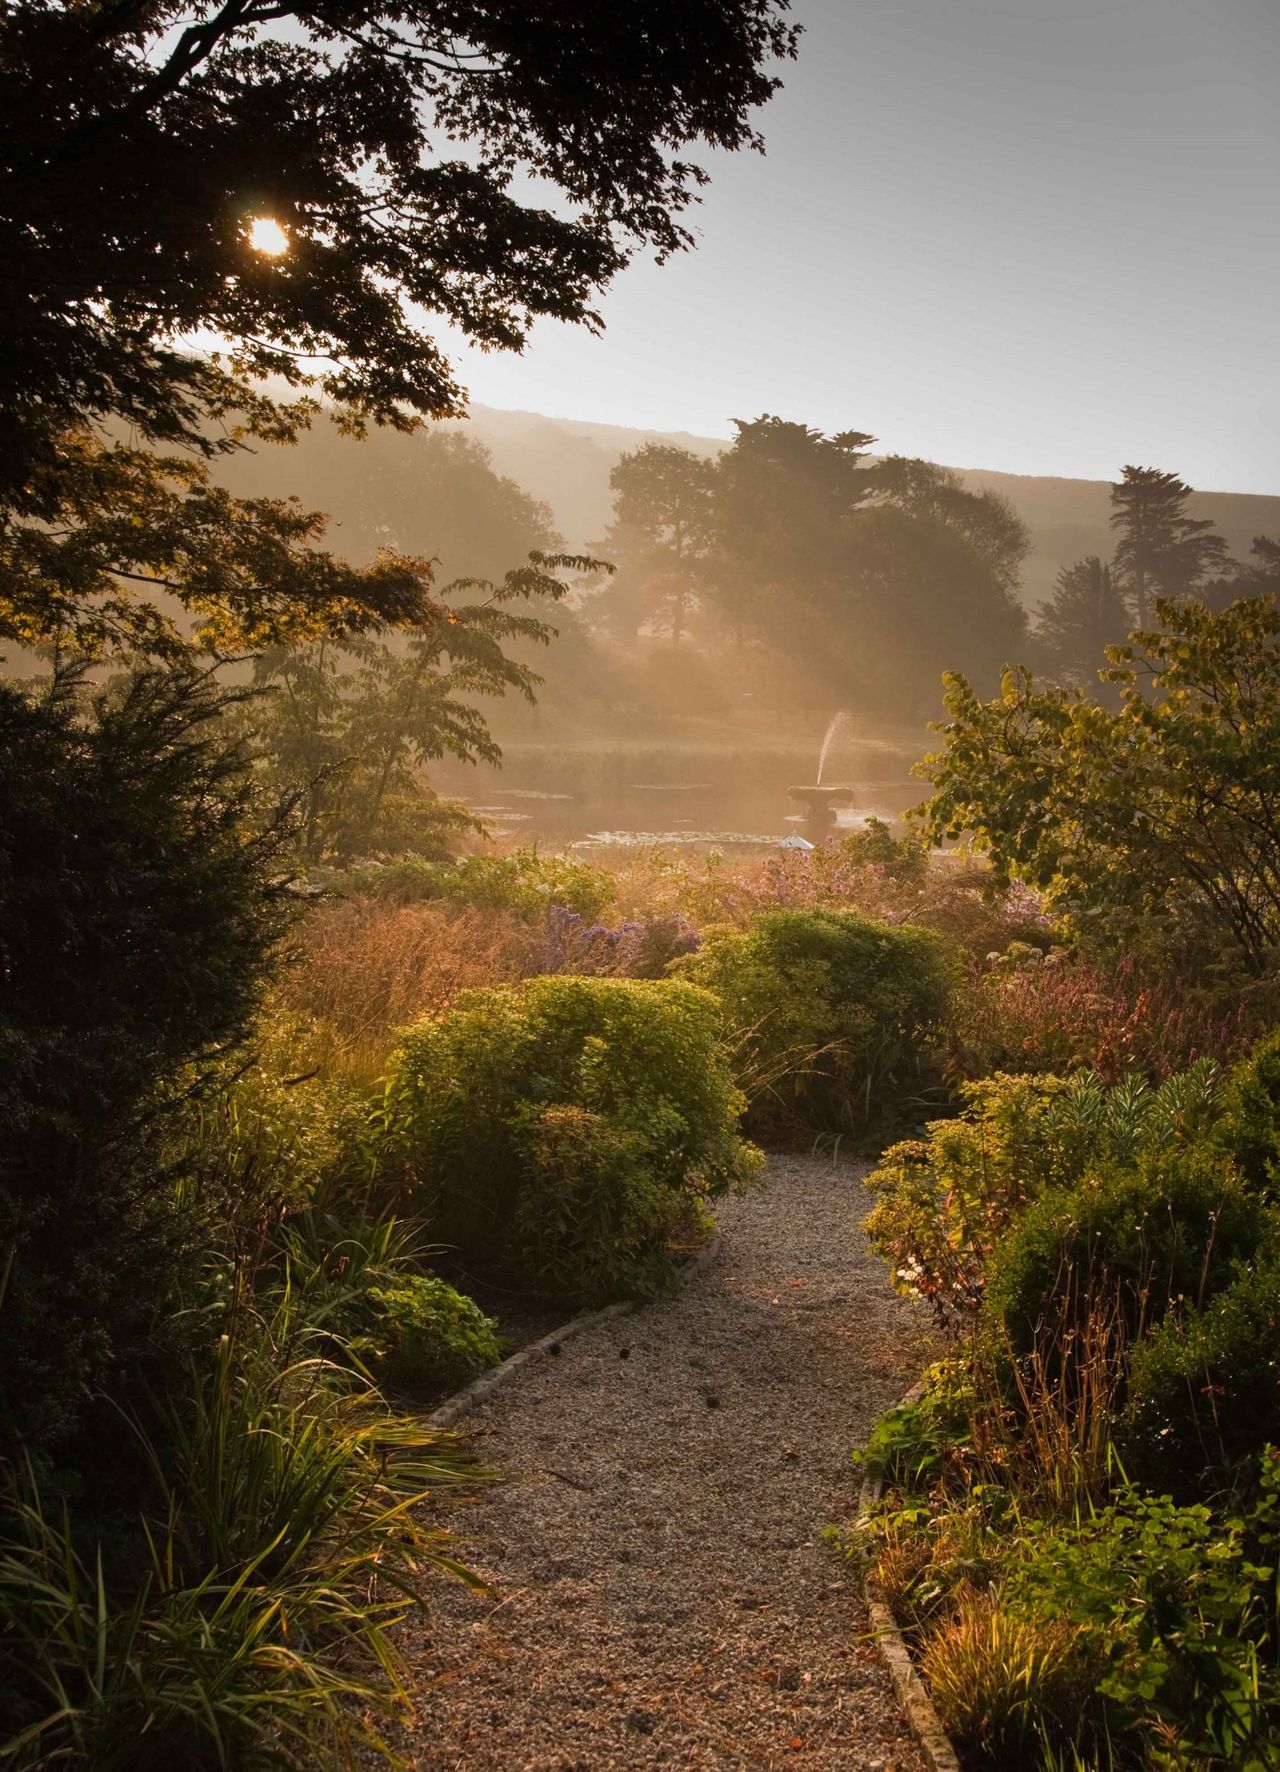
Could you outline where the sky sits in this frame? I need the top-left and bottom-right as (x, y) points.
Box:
(441, 0), (1280, 494)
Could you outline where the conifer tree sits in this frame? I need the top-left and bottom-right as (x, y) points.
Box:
(1035, 555), (1130, 686)
(1110, 465), (1228, 624)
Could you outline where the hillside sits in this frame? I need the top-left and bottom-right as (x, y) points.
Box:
(458, 407), (1280, 606)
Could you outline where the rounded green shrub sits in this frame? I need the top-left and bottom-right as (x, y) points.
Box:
(985, 1150), (1267, 1356)
(363, 1275), (501, 1395)
(386, 975), (760, 1304)
(675, 908), (953, 1133)
(1123, 1259), (1280, 1494)
(1216, 1029), (1280, 1196)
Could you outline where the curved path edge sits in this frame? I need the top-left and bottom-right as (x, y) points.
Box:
(429, 1234), (724, 1431)
(855, 1380), (963, 1772)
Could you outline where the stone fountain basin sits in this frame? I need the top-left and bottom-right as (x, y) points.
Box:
(788, 784), (856, 809)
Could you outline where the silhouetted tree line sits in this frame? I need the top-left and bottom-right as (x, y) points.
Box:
(593, 440), (1280, 717)
(1033, 468), (1280, 690)
(592, 418), (1030, 719)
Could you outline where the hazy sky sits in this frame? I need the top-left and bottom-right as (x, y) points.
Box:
(443, 0), (1280, 493)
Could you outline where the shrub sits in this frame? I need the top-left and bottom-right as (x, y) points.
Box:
(1124, 1260), (1280, 1494)
(363, 1276), (501, 1395)
(1003, 1472), (1280, 1765)
(986, 1150), (1267, 1357)
(1216, 1028), (1280, 1196)
(865, 1062), (1225, 1328)
(386, 975), (760, 1304)
(866, 1074), (1085, 1325)
(272, 1194), (502, 1399)
(867, 1464), (1280, 1769)
(676, 908), (954, 1134)
(839, 815), (930, 884)
(859, 1369), (975, 1490)
(174, 1038), (359, 1223)
(0, 669), (291, 1452)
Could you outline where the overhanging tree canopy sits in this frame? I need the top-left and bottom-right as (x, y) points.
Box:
(0, 0), (798, 498)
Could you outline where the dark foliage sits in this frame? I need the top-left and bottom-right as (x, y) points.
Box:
(707, 419), (1029, 714)
(1215, 1028), (1280, 1197)
(985, 1151), (1266, 1358)
(0, 433), (443, 660)
(1124, 1259), (1280, 1496)
(1033, 555), (1129, 689)
(0, 0), (798, 495)
(0, 670), (292, 1448)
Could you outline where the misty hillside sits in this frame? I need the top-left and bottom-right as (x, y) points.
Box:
(222, 403), (1280, 609)
(458, 407), (1280, 608)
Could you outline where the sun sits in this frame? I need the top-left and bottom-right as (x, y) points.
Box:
(247, 216), (289, 258)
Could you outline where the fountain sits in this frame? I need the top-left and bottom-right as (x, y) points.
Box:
(788, 712), (855, 833)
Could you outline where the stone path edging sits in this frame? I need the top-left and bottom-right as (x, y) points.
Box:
(855, 1380), (963, 1772)
(429, 1233), (724, 1431)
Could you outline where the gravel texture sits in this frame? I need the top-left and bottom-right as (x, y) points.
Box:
(393, 1154), (933, 1770)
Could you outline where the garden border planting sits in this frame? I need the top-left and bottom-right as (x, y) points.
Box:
(857, 1380), (963, 1772)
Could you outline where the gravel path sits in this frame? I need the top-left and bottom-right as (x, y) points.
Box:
(395, 1154), (933, 1771)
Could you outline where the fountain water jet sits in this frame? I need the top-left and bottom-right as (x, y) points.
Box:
(815, 711), (849, 787)
(788, 711), (855, 834)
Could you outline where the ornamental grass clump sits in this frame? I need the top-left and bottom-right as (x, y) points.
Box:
(950, 947), (1257, 1084)
(274, 895), (538, 1083)
(386, 975), (761, 1304)
(0, 1273), (478, 1771)
(918, 1587), (1092, 1768)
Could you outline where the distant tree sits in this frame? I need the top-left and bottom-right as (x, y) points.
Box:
(598, 443), (718, 644)
(717, 416), (877, 579)
(839, 503), (1028, 716)
(1110, 466), (1229, 625)
(1034, 556), (1130, 686)
(0, 0), (799, 498)
(218, 427), (561, 585)
(1238, 536), (1280, 595)
(1206, 536), (1280, 611)
(711, 416), (876, 649)
(872, 457), (1029, 596)
(706, 418), (1027, 716)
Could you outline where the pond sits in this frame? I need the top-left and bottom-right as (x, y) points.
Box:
(430, 726), (926, 852)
